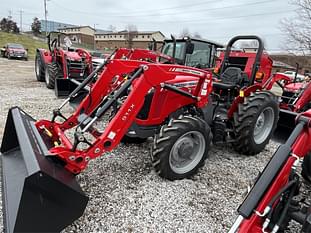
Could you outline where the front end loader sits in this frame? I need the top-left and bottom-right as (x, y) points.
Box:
(1, 59), (213, 232)
(229, 109), (311, 233)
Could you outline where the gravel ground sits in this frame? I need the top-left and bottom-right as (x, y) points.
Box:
(0, 57), (300, 232)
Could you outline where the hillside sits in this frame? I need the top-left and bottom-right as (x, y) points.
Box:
(0, 32), (47, 60)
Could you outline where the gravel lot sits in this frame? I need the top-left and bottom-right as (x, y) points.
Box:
(0, 57), (297, 232)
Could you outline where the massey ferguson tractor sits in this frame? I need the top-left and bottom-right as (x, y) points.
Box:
(229, 109), (311, 233)
(35, 31), (93, 89)
(0, 35), (280, 232)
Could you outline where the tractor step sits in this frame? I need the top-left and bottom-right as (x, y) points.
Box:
(1, 107), (88, 233)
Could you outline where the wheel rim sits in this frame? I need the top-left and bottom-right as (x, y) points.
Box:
(169, 131), (206, 174)
(253, 107), (274, 144)
(45, 66), (50, 85)
(35, 57), (40, 77)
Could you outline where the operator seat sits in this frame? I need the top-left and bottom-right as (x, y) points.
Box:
(213, 67), (247, 90)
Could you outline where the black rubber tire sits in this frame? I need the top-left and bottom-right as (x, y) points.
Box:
(35, 53), (45, 81)
(302, 153), (311, 183)
(151, 115), (211, 180)
(233, 91), (279, 155)
(45, 62), (62, 89)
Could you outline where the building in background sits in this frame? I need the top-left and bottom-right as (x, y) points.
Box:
(58, 25), (96, 47)
(95, 31), (165, 50)
(40, 20), (75, 33)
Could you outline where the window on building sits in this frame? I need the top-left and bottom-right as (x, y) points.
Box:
(103, 36), (106, 38)
(142, 35), (144, 38)
(114, 35), (116, 38)
(120, 35), (122, 38)
(147, 35), (150, 38)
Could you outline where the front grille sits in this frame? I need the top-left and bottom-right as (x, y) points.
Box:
(282, 91), (296, 104)
(67, 59), (86, 79)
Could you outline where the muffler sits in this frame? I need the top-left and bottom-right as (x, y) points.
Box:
(1, 107), (88, 233)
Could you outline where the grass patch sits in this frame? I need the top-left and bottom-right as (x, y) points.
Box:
(0, 32), (48, 60)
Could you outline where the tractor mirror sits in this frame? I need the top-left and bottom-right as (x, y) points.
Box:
(186, 43), (194, 54)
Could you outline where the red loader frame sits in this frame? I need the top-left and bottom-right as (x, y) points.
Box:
(37, 60), (211, 174)
(230, 110), (311, 232)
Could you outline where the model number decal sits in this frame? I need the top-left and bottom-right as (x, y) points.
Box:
(121, 104), (135, 121)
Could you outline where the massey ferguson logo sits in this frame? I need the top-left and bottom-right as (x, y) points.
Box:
(169, 67), (205, 77)
(122, 104), (135, 121)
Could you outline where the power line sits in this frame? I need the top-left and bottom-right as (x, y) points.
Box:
(105, 0), (281, 18)
(124, 9), (293, 25)
(50, 0), (224, 16)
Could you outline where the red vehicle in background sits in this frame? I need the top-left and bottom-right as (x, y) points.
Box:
(1, 43), (28, 60)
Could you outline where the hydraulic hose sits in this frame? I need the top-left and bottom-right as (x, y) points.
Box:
(272, 181), (298, 233)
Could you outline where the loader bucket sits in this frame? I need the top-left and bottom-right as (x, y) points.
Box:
(1, 107), (89, 233)
(273, 109), (298, 143)
(55, 78), (88, 97)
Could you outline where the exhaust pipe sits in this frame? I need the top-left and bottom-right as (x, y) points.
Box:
(1, 107), (88, 233)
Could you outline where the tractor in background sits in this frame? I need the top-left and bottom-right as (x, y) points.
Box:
(35, 31), (93, 89)
(54, 35), (223, 97)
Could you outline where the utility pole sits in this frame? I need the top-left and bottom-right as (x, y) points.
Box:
(19, 10), (23, 32)
(94, 23), (98, 50)
(44, 0), (48, 36)
(8, 10), (12, 19)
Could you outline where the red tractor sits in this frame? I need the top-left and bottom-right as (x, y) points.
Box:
(0, 35), (279, 232)
(55, 36), (223, 97)
(35, 31), (93, 89)
(229, 109), (311, 233)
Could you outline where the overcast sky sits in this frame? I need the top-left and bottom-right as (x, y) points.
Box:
(1, 0), (297, 51)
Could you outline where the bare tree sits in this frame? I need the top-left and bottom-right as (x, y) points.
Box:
(193, 32), (202, 39)
(179, 28), (191, 38)
(0, 17), (19, 33)
(238, 40), (259, 49)
(124, 24), (138, 49)
(108, 24), (116, 32)
(281, 0), (311, 53)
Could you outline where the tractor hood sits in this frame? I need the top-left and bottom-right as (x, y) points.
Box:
(284, 82), (304, 92)
(8, 48), (26, 53)
(65, 51), (83, 61)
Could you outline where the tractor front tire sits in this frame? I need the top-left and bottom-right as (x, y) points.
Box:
(151, 115), (211, 180)
(45, 62), (62, 89)
(35, 53), (45, 82)
(233, 91), (279, 155)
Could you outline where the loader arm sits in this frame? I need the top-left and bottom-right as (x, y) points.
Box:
(230, 110), (311, 233)
(36, 62), (211, 174)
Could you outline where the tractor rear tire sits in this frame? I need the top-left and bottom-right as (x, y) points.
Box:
(233, 91), (279, 155)
(45, 62), (62, 89)
(35, 53), (45, 82)
(151, 115), (211, 180)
